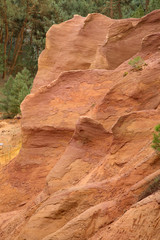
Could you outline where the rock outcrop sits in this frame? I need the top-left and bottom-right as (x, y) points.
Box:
(93, 10), (160, 70)
(1, 10), (160, 240)
(89, 191), (160, 240)
(32, 14), (115, 91)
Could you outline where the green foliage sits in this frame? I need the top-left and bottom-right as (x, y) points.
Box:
(50, 0), (96, 22)
(139, 175), (160, 201)
(152, 124), (160, 153)
(123, 71), (128, 77)
(148, 0), (160, 12)
(0, 0), (53, 78)
(128, 56), (145, 71)
(0, 68), (33, 118)
(131, 5), (146, 18)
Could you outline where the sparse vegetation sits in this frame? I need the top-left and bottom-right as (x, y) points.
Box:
(139, 175), (160, 201)
(123, 71), (128, 77)
(128, 56), (146, 71)
(91, 103), (96, 108)
(138, 125), (160, 201)
(151, 124), (160, 153)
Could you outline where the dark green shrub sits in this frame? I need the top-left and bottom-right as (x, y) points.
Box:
(139, 175), (160, 201)
(0, 68), (33, 118)
(152, 124), (160, 153)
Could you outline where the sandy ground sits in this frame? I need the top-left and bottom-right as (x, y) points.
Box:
(0, 119), (21, 165)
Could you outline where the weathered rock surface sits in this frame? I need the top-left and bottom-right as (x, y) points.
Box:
(1, 10), (160, 240)
(89, 191), (160, 240)
(93, 10), (160, 69)
(15, 109), (160, 240)
(32, 14), (114, 91)
(93, 33), (160, 131)
(32, 10), (160, 92)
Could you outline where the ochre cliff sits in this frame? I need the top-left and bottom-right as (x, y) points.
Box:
(0, 10), (160, 240)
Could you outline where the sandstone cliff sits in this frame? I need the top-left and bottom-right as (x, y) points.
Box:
(0, 10), (160, 240)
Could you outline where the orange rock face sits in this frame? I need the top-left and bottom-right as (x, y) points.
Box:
(1, 10), (160, 240)
(32, 14), (114, 91)
(89, 192), (160, 240)
(94, 10), (160, 70)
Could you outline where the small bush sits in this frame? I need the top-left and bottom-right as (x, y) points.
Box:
(139, 175), (160, 201)
(123, 71), (128, 77)
(128, 56), (145, 71)
(152, 124), (160, 153)
(0, 68), (33, 118)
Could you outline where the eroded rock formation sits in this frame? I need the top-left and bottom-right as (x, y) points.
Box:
(1, 10), (160, 240)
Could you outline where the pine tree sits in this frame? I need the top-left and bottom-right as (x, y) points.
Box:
(0, 68), (33, 118)
(0, 0), (53, 78)
(148, 0), (160, 12)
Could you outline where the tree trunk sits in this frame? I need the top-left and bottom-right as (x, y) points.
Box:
(30, 28), (33, 45)
(117, 0), (122, 18)
(3, 24), (8, 79)
(7, 31), (13, 62)
(0, 27), (3, 43)
(9, 2), (36, 74)
(3, 0), (9, 79)
(145, 0), (149, 11)
(110, 0), (113, 18)
(9, 23), (26, 75)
